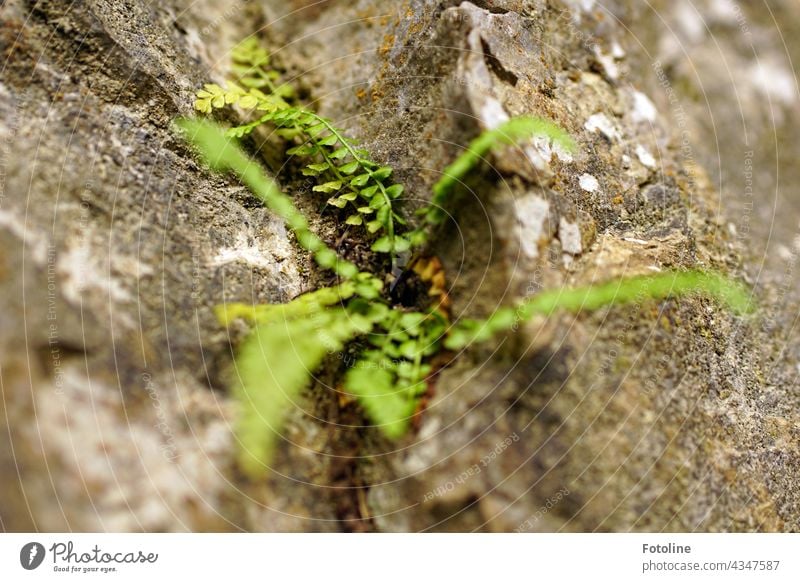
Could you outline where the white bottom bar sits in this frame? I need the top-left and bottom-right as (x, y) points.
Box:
(1, 534), (797, 581)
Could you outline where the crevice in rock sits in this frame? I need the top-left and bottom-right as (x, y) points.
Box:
(480, 36), (518, 86)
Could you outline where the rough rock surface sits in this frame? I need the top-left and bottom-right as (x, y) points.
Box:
(1, 0), (797, 531)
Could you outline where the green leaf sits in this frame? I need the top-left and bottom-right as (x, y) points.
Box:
(345, 214), (363, 226)
(351, 173), (371, 187)
(317, 134), (339, 147)
(372, 166), (393, 180)
(360, 185), (379, 198)
(238, 95), (259, 109)
(339, 191), (359, 201)
(371, 236), (392, 253)
(376, 205), (390, 223)
(357, 206), (375, 214)
(400, 312), (427, 332)
(276, 128), (302, 139)
(385, 184), (404, 198)
(226, 126), (250, 138)
(393, 236), (411, 253)
(275, 84), (295, 99)
(340, 161), (360, 175)
(355, 149), (373, 160)
(306, 124), (326, 137)
(234, 310), (372, 476)
(354, 282), (381, 300)
(200, 83), (225, 97)
(366, 220), (383, 234)
(344, 365), (415, 440)
(302, 162), (330, 176)
(407, 229), (428, 247)
(231, 38), (270, 67)
(315, 249), (340, 270)
(330, 147), (349, 160)
(399, 341), (420, 359)
(287, 144), (317, 156)
(214, 283), (359, 327)
(194, 98), (212, 113)
(273, 109), (301, 121)
(313, 181), (342, 193)
(327, 196), (348, 209)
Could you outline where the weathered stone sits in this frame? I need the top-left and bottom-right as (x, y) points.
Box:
(1, 0), (798, 532)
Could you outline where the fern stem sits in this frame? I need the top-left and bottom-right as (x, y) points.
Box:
(426, 116), (577, 225)
(444, 270), (753, 349)
(175, 118), (360, 280)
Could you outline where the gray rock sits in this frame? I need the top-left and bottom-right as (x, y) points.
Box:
(1, 0), (797, 532)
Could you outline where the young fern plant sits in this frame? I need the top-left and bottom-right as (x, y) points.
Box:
(177, 118), (753, 477)
(195, 39), (409, 258)
(178, 115), (456, 474)
(180, 40), (754, 478)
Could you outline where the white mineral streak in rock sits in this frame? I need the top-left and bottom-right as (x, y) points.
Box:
(676, 0), (705, 43)
(636, 144), (657, 168)
(458, 11), (568, 175)
(749, 59), (797, 106)
(593, 45), (620, 81)
(0, 208), (47, 264)
(479, 96), (510, 128)
(514, 194), (552, 259)
(559, 217), (583, 256)
(212, 233), (280, 271)
(565, 0), (596, 13)
(530, 134), (574, 164)
(57, 242), (133, 305)
(585, 113), (620, 140)
(631, 90), (658, 123)
(579, 173), (599, 192)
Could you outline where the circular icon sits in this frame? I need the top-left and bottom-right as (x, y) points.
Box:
(20, 542), (45, 570)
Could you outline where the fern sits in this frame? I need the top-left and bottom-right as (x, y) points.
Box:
(178, 118), (447, 472)
(445, 270), (753, 349)
(177, 118), (364, 280)
(179, 41), (753, 478)
(344, 308), (448, 438)
(193, 40), (410, 257)
(420, 116), (577, 226)
(234, 307), (378, 476)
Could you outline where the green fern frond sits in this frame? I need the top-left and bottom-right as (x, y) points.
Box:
(180, 39), (755, 479)
(264, 108), (407, 255)
(234, 307), (377, 476)
(192, 42), (409, 256)
(422, 116), (577, 225)
(230, 37), (295, 98)
(343, 309), (446, 438)
(175, 117), (361, 280)
(344, 363), (416, 440)
(445, 270), (754, 349)
(214, 275), (386, 329)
